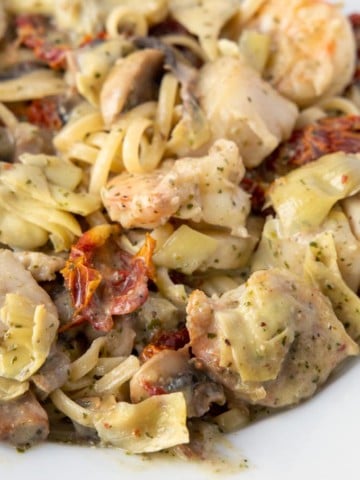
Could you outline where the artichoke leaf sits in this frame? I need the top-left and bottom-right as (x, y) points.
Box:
(20, 153), (83, 191)
(304, 232), (360, 343)
(217, 287), (296, 383)
(49, 184), (100, 216)
(153, 224), (218, 275)
(268, 152), (360, 234)
(0, 162), (55, 206)
(0, 185), (81, 251)
(0, 207), (48, 250)
(93, 392), (189, 453)
(0, 293), (58, 382)
(251, 208), (360, 292)
(0, 377), (29, 402)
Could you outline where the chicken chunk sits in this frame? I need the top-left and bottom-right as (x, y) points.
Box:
(13, 251), (66, 282)
(102, 139), (250, 236)
(0, 391), (49, 448)
(186, 269), (358, 407)
(31, 349), (70, 399)
(196, 55), (298, 168)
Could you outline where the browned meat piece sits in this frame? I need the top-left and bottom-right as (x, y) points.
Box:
(13, 123), (55, 159)
(31, 349), (70, 399)
(186, 269), (359, 407)
(13, 251), (66, 282)
(0, 391), (49, 448)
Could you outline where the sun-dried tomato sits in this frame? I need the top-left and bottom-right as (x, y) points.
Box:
(265, 115), (360, 173)
(25, 98), (63, 130)
(16, 14), (69, 70)
(61, 225), (154, 332)
(141, 381), (167, 396)
(79, 31), (108, 48)
(16, 14), (109, 71)
(141, 327), (190, 361)
(240, 175), (267, 214)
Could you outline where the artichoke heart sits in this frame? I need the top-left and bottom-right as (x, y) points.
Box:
(0, 293), (58, 382)
(93, 392), (189, 453)
(0, 376), (29, 402)
(305, 232), (360, 343)
(0, 157), (100, 251)
(217, 288), (295, 383)
(268, 152), (360, 234)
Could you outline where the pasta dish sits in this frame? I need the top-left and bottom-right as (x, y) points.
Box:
(0, 0), (359, 458)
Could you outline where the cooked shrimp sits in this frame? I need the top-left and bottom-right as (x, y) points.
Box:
(246, 0), (356, 107)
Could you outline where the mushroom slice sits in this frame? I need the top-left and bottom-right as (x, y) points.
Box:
(134, 36), (211, 155)
(130, 349), (225, 418)
(100, 48), (164, 125)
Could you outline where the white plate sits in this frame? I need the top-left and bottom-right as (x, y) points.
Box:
(1, 1), (359, 479)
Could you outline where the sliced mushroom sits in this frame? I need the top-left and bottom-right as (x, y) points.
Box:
(0, 127), (14, 162)
(134, 36), (210, 155)
(130, 349), (225, 417)
(134, 37), (201, 116)
(13, 123), (55, 159)
(100, 48), (164, 125)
